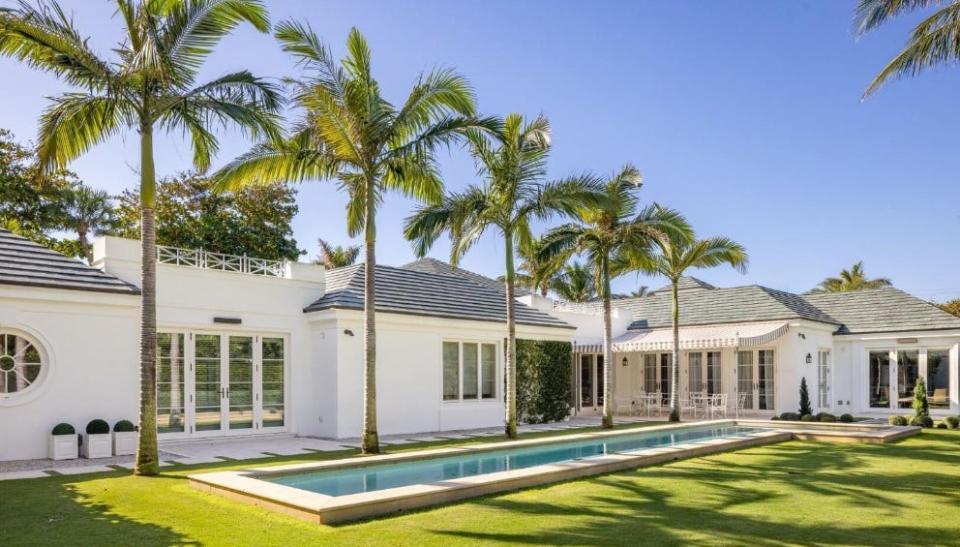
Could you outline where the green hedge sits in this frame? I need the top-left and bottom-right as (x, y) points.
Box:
(516, 339), (572, 424)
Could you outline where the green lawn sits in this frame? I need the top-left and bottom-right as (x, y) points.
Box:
(4, 426), (959, 546)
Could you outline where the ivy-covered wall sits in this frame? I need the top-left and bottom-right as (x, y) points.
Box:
(516, 339), (572, 423)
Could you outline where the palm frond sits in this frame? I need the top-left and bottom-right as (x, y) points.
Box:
(213, 140), (340, 191)
(854, 0), (940, 35)
(36, 93), (134, 172)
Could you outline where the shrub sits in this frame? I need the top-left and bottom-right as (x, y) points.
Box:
(817, 412), (837, 423)
(888, 415), (908, 426)
(944, 416), (960, 429)
(908, 415), (933, 428)
(800, 414), (815, 422)
(913, 378), (929, 418)
(516, 340), (572, 424)
(798, 377), (812, 416)
(770, 415), (778, 421)
(51, 423), (75, 436)
(936, 422), (948, 429)
(86, 419), (110, 435)
(779, 412), (800, 421)
(113, 420), (136, 432)
(840, 413), (854, 423)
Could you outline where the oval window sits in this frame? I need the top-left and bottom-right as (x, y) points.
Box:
(0, 332), (44, 396)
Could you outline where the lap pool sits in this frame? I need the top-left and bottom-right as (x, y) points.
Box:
(269, 424), (764, 497)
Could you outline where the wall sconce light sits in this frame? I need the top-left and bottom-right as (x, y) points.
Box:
(805, 353), (812, 364)
(344, 329), (354, 337)
(621, 356), (629, 367)
(797, 333), (806, 340)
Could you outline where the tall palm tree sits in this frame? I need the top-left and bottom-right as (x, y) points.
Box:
(404, 114), (601, 438)
(539, 166), (691, 428)
(630, 285), (650, 298)
(315, 238), (360, 269)
(811, 261), (892, 293)
(623, 234), (748, 422)
(216, 22), (489, 453)
(550, 261), (596, 302)
(0, 0), (281, 475)
(855, 0), (960, 98)
(60, 182), (116, 263)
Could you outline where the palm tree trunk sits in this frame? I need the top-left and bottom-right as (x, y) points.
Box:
(135, 123), (159, 476)
(78, 226), (91, 264)
(361, 186), (380, 454)
(601, 254), (613, 429)
(504, 233), (518, 439)
(669, 279), (681, 422)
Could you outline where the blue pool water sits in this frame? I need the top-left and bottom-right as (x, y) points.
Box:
(268, 425), (765, 497)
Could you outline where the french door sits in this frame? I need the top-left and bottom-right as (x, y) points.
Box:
(579, 354), (605, 410)
(158, 331), (286, 437)
(736, 349), (775, 411)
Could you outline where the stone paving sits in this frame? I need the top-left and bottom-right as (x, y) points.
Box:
(0, 414), (656, 481)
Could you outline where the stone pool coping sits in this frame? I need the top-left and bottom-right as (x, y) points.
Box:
(188, 419), (919, 524)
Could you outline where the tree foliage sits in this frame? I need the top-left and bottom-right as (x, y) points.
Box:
(550, 261), (596, 302)
(799, 377), (812, 416)
(112, 172), (300, 261)
(315, 238), (360, 268)
(913, 377), (929, 418)
(937, 298), (960, 317)
(811, 261), (892, 293)
(516, 339), (572, 424)
(855, 0), (960, 97)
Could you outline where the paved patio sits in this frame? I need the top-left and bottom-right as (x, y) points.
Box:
(0, 415), (654, 481)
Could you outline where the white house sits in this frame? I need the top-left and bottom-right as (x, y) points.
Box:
(1, 229), (958, 462)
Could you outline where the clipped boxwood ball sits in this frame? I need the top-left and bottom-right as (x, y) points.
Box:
(800, 414), (815, 422)
(817, 412), (837, 423)
(51, 423), (75, 435)
(944, 416), (959, 429)
(779, 412), (800, 421)
(86, 419), (110, 435)
(840, 413), (854, 423)
(113, 420), (137, 432)
(908, 415), (934, 428)
(888, 415), (909, 426)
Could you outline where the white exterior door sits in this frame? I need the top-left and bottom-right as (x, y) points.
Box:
(736, 349), (776, 412)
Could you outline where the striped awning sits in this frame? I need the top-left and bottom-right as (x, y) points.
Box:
(574, 321), (790, 353)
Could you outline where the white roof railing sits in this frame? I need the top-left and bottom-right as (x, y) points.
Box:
(156, 245), (286, 278)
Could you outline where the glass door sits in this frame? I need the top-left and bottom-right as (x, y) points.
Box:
(817, 350), (831, 409)
(194, 334), (223, 432)
(737, 351), (754, 410)
(228, 336), (255, 430)
(757, 350), (775, 411)
(659, 353), (671, 405)
(596, 355), (605, 407)
(580, 355), (593, 408)
(896, 350), (919, 410)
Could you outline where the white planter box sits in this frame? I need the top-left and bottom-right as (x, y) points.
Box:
(49, 434), (79, 460)
(82, 433), (112, 459)
(113, 431), (137, 456)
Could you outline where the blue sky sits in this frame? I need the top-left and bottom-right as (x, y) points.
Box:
(2, 1), (958, 300)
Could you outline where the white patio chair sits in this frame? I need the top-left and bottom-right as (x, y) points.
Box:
(680, 396), (697, 419)
(614, 395), (633, 416)
(709, 394), (728, 419)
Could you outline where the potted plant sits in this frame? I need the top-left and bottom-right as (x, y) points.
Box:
(82, 419), (112, 459)
(112, 420), (138, 456)
(49, 423), (78, 460)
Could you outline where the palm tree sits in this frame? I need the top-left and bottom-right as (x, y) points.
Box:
(0, 0), (281, 475)
(315, 238), (360, 269)
(550, 261), (596, 303)
(500, 238), (564, 297)
(539, 166), (691, 428)
(855, 0), (960, 98)
(630, 285), (650, 298)
(624, 234), (748, 422)
(60, 183), (115, 263)
(404, 113), (601, 438)
(811, 261), (892, 293)
(216, 22), (489, 453)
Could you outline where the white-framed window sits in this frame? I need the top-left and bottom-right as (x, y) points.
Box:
(643, 353), (657, 393)
(706, 351), (722, 396)
(442, 340), (497, 402)
(817, 349), (831, 409)
(688, 352), (703, 394)
(0, 331), (44, 398)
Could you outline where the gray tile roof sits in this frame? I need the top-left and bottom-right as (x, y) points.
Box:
(400, 257), (530, 296)
(0, 229), (139, 295)
(619, 285), (840, 330)
(804, 287), (960, 334)
(649, 276), (715, 294)
(304, 263), (573, 329)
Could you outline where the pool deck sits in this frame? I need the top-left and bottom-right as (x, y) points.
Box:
(189, 420), (917, 524)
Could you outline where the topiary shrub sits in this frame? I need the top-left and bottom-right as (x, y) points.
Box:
(936, 422), (948, 429)
(913, 378), (930, 418)
(800, 414), (815, 422)
(888, 415), (908, 426)
(817, 412), (837, 423)
(909, 415), (934, 428)
(840, 413), (854, 423)
(798, 377), (812, 416)
(86, 419), (110, 435)
(944, 416), (959, 429)
(51, 423), (75, 435)
(516, 339), (572, 424)
(770, 415), (779, 421)
(779, 412), (800, 421)
(113, 420), (137, 432)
